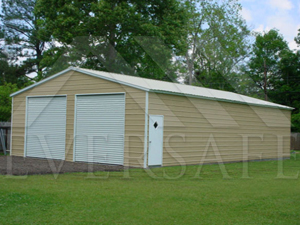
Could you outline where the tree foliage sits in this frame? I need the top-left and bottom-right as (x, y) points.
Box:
(245, 29), (300, 132)
(295, 29), (300, 47)
(0, 60), (32, 88)
(247, 29), (290, 95)
(0, 0), (300, 131)
(36, 0), (189, 80)
(277, 50), (300, 132)
(0, 83), (18, 121)
(0, 0), (51, 80)
(184, 0), (250, 91)
(0, 24), (32, 88)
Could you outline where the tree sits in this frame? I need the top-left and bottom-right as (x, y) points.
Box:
(183, 0), (250, 90)
(0, 60), (33, 88)
(1, 0), (51, 80)
(292, 29), (300, 131)
(271, 50), (300, 106)
(36, 0), (189, 80)
(0, 28), (32, 122)
(245, 29), (300, 132)
(0, 27), (32, 122)
(292, 113), (300, 133)
(0, 25), (32, 88)
(246, 29), (290, 100)
(295, 29), (300, 47)
(278, 50), (300, 132)
(0, 83), (18, 121)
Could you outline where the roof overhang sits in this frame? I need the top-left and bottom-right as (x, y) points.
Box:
(10, 67), (149, 97)
(10, 67), (294, 111)
(150, 90), (294, 111)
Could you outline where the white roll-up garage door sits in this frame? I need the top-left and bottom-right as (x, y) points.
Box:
(25, 96), (67, 160)
(74, 94), (125, 165)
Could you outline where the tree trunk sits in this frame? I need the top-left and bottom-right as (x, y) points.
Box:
(36, 41), (43, 80)
(107, 3), (117, 72)
(186, 52), (194, 85)
(264, 58), (268, 101)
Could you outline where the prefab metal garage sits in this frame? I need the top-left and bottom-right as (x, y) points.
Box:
(10, 67), (293, 168)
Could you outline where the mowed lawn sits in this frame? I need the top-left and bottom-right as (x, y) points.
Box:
(1, 154), (300, 225)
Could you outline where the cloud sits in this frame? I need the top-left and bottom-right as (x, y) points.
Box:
(240, 0), (256, 3)
(266, 11), (300, 49)
(268, 0), (293, 10)
(240, 0), (299, 50)
(253, 24), (271, 33)
(253, 25), (264, 33)
(289, 24), (300, 50)
(289, 41), (298, 51)
(266, 12), (299, 38)
(241, 8), (252, 22)
(252, 15), (299, 50)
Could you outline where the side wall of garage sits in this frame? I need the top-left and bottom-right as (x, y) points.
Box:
(11, 71), (146, 167)
(148, 92), (291, 167)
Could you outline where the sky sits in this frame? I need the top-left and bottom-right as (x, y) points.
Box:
(240, 0), (300, 50)
(0, 0), (299, 50)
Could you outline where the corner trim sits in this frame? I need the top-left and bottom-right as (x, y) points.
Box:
(10, 97), (13, 155)
(143, 92), (149, 168)
(24, 97), (29, 157)
(73, 95), (78, 162)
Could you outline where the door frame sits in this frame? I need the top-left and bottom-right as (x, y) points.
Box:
(73, 92), (126, 163)
(148, 114), (164, 167)
(24, 95), (67, 159)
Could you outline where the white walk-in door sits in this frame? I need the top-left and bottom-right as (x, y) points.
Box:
(74, 94), (125, 165)
(25, 96), (67, 160)
(148, 115), (164, 166)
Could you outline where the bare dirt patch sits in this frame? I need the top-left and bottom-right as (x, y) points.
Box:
(0, 156), (123, 176)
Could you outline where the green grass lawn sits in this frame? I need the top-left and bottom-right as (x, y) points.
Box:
(0, 151), (9, 156)
(1, 154), (300, 225)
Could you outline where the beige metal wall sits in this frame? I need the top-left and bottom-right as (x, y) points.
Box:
(148, 92), (291, 167)
(11, 71), (146, 167)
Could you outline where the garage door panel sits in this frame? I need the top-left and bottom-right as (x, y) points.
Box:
(26, 96), (67, 160)
(74, 94), (125, 165)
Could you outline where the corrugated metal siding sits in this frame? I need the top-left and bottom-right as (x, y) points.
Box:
(74, 94), (125, 165)
(26, 96), (66, 160)
(148, 92), (291, 167)
(11, 71), (145, 167)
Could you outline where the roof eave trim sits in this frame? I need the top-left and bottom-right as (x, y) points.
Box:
(150, 90), (294, 111)
(10, 67), (74, 97)
(8, 67), (294, 111)
(10, 67), (150, 97)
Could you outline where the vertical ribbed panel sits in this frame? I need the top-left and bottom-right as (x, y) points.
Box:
(74, 94), (125, 165)
(26, 96), (67, 160)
